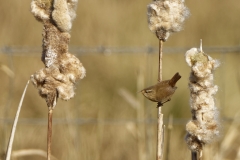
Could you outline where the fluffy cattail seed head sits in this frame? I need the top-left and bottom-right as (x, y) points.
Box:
(185, 133), (203, 153)
(30, 0), (85, 109)
(147, 0), (189, 41)
(185, 47), (220, 152)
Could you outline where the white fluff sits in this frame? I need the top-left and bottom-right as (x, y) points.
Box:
(185, 47), (220, 152)
(147, 0), (189, 41)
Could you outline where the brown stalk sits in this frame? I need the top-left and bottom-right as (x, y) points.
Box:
(158, 40), (163, 83)
(156, 39), (164, 160)
(47, 108), (53, 160)
(192, 151), (198, 160)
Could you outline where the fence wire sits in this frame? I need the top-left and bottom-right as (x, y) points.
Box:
(1, 46), (240, 56)
(0, 117), (237, 126)
(0, 45), (239, 160)
(0, 45), (239, 126)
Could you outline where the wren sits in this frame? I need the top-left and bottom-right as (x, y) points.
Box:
(141, 72), (181, 107)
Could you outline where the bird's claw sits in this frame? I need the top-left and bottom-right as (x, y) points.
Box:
(157, 102), (163, 108)
(156, 99), (171, 108)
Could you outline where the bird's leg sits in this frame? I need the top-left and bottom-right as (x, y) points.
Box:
(157, 102), (163, 108)
(162, 98), (171, 104)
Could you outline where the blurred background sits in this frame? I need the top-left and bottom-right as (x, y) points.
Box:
(0, 0), (240, 159)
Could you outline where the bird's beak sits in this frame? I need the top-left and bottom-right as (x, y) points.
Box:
(138, 90), (144, 93)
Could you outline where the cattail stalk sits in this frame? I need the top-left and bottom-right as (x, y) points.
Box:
(156, 110), (164, 160)
(146, 1), (189, 159)
(191, 152), (197, 160)
(30, 0), (86, 159)
(158, 40), (163, 82)
(156, 40), (164, 160)
(47, 109), (53, 160)
(185, 41), (220, 159)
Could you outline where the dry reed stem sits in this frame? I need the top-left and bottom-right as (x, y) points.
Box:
(158, 40), (163, 82)
(137, 67), (146, 160)
(235, 147), (240, 160)
(0, 64), (14, 78)
(47, 109), (53, 160)
(156, 39), (164, 160)
(118, 69), (146, 160)
(166, 115), (173, 160)
(11, 149), (58, 160)
(192, 152), (198, 160)
(215, 112), (240, 159)
(156, 112), (164, 160)
(5, 80), (30, 160)
(118, 88), (140, 109)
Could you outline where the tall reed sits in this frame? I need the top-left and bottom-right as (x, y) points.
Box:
(30, 0), (86, 159)
(146, 0), (189, 159)
(185, 42), (220, 159)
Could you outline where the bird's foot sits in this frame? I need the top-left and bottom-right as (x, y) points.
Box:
(156, 99), (171, 108)
(157, 102), (163, 108)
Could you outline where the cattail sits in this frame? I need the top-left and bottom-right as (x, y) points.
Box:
(147, 0), (189, 41)
(30, 0), (85, 109)
(185, 47), (220, 154)
(146, 1), (190, 159)
(30, 0), (85, 159)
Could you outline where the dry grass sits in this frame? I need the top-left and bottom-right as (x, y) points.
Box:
(1, 0), (240, 160)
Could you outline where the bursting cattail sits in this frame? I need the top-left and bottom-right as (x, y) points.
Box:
(147, 0), (190, 41)
(185, 47), (220, 153)
(30, 0), (85, 109)
(30, 1), (85, 159)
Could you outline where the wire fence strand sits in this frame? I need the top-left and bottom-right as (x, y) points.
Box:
(0, 117), (238, 125)
(1, 46), (240, 56)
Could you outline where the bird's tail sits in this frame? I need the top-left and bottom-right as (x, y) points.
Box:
(169, 72), (181, 87)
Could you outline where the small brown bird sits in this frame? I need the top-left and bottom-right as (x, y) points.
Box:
(141, 72), (181, 107)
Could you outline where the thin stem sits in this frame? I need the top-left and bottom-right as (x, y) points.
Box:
(137, 66), (146, 160)
(199, 39), (202, 52)
(158, 40), (163, 82)
(156, 39), (164, 160)
(166, 115), (173, 160)
(5, 80), (30, 160)
(3, 54), (14, 150)
(47, 109), (53, 160)
(191, 151), (198, 160)
(156, 109), (164, 160)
